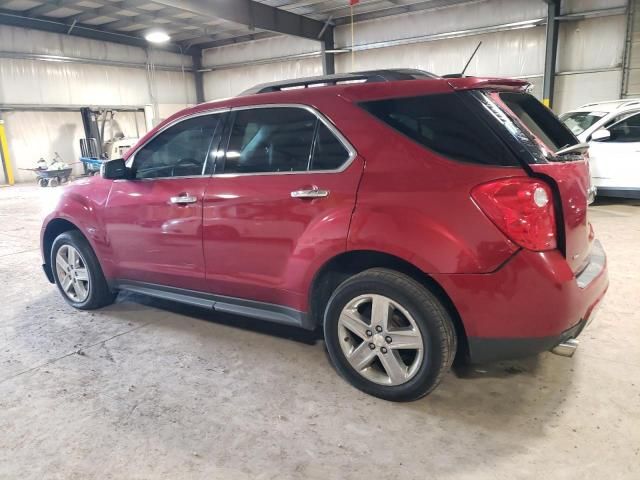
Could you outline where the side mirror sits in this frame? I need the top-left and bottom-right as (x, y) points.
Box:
(101, 158), (129, 180)
(591, 129), (611, 142)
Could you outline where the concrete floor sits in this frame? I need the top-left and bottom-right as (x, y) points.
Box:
(0, 184), (638, 480)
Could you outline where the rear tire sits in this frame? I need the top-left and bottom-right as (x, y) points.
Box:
(51, 230), (116, 310)
(323, 268), (456, 401)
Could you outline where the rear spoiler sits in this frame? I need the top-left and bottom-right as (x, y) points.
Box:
(447, 77), (531, 93)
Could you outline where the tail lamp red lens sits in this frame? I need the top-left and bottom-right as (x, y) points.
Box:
(471, 177), (557, 251)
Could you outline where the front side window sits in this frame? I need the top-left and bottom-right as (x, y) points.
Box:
(360, 93), (516, 166)
(607, 113), (640, 142)
(133, 114), (220, 179)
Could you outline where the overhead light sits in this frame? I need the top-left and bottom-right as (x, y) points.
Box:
(145, 30), (171, 44)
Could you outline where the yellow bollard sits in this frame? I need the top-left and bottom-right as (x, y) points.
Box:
(0, 120), (15, 185)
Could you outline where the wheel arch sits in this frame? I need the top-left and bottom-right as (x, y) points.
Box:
(42, 218), (82, 282)
(309, 250), (469, 361)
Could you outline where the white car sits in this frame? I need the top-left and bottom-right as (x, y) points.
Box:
(560, 99), (640, 199)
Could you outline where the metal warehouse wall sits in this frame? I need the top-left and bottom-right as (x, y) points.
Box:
(0, 25), (195, 182)
(201, 0), (627, 114)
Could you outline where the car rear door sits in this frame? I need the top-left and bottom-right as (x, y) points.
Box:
(103, 111), (225, 291)
(588, 112), (640, 191)
(201, 105), (363, 310)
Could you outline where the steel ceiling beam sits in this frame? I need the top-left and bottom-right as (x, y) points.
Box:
(149, 0), (332, 42)
(332, 0), (483, 25)
(197, 0), (484, 49)
(194, 31), (278, 50)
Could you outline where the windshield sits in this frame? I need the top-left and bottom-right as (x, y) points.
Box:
(560, 111), (606, 135)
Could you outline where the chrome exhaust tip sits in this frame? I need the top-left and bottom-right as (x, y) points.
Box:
(551, 338), (579, 357)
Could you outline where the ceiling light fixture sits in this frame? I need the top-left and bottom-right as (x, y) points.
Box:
(145, 30), (171, 44)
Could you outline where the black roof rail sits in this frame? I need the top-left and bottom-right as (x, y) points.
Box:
(240, 69), (438, 95)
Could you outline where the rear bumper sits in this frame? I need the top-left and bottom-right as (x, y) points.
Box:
(435, 240), (608, 364)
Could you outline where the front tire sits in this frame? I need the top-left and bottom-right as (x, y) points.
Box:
(51, 230), (116, 310)
(323, 268), (456, 401)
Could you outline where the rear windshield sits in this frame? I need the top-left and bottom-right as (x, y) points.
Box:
(494, 92), (577, 153)
(359, 93), (518, 166)
(560, 111), (607, 135)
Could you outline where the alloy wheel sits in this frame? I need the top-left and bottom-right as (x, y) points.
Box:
(55, 245), (90, 303)
(337, 294), (424, 386)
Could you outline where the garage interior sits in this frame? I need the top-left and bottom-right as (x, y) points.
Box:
(0, 0), (639, 478)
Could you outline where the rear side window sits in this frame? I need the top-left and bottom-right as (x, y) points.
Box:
(225, 107), (315, 173)
(360, 93), (517, 166)
(223, 106), (352, 174)
(311, 122), (350, 170)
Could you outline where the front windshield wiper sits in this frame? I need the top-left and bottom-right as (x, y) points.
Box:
(554, 143), (590, 156)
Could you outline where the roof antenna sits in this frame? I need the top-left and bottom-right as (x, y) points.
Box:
(443, 41), (482, 78)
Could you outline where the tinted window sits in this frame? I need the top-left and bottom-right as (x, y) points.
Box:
(608, 113), (640, 142)
(311, 122), (350, 170)
(224, 108), (316, 173)
(360, 93), (515, 166)
(133, 115), (219, 179)
(498, 92), (575, 151)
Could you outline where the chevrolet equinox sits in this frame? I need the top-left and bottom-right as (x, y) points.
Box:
(41, 70), (609, 401)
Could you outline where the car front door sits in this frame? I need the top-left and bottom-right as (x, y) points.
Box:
(103, 111), (225, 291)
(589, 112), (640, 192)
(202, 105), (363, 311)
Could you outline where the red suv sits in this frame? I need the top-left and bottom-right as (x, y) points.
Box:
(41, 70), (608, 401)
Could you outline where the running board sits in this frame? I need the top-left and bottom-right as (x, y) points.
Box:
(114, 280), (311, 329)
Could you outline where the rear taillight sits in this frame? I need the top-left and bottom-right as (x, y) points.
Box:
(471, 177), (557, 251)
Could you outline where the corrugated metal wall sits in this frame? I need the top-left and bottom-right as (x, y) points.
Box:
(0, 0), (632, 182)
(622, 0), (640, 97)
(0, 26), (195, 182)
(201, 0), (628, 114)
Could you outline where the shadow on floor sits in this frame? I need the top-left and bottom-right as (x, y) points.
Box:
(117, 290), (321, 346)
(592, 196), (640, 207)
(116, 290), (554, 384)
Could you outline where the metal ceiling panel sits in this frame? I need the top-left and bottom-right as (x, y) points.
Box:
(0, 0), (482, 51)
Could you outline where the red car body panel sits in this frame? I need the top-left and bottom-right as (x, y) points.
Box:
(102, 177), (210, 291)
(41, 176), (116, 278)
(41, 75), (609, 363)
(434, 248), (607, 339)
(201, 157), (365, 311)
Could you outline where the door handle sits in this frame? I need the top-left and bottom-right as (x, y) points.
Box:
(290, 187), (330, 199)
(170, 194), (198, 205)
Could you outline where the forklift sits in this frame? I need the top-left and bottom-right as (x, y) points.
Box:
(79, 107), (139, 175)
